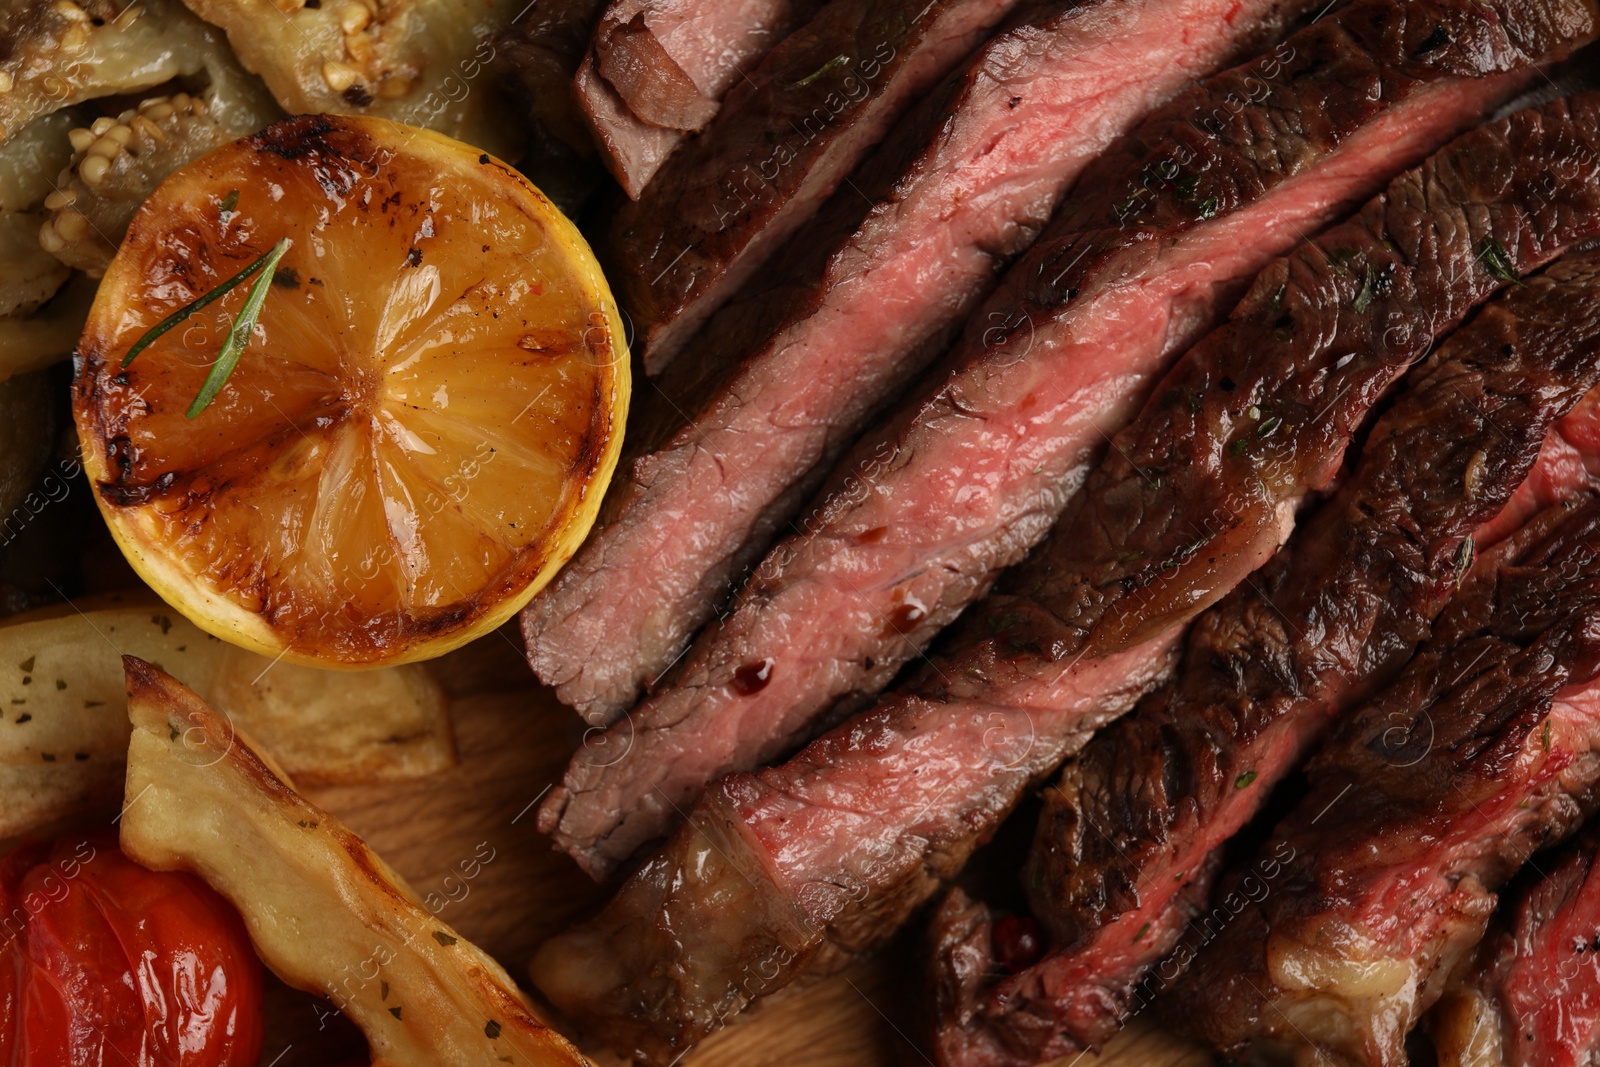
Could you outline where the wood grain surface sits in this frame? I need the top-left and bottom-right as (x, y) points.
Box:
(273, 623), (1214, 1067)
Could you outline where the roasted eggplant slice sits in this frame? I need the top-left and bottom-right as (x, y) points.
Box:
(41, 91), (272, 275)
(0, 107), (85, 211)
(0, 273), (93, 381)
(0, 0), (274, 143)
(177, 0), (529, 157)
(0, 369), (53, 519)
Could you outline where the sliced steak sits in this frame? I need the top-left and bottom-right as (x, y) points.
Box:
(530, 639), (1179, 1067)
(1474, 387), (1600, 547)
(542, 7), (1586, 879)
(495, 0), (609, 211)
(1170, 497), (1600, 1066)
(577, 0), (826, 195)
(528, 93), (1600, 1067)
(574, 58), (680, 196)
(931, 246), (1600, 1066)
(611, 0), (1026, 370)
(525, 0), (1321, 725)
(1429, 823), (1600, 1067)
(496, 0), (607, 155)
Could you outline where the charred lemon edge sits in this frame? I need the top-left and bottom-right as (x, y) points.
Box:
(77, 117), (630, 670)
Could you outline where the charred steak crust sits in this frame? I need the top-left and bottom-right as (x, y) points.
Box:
(529, 84), (1600, 1067)
(493, 0), (607, 155)
(576, 0), (829, 195)
(608, 0), (1023, 371)
(990, 0), (1600, 662)
(531, 640), (1179, 1067)
(591, 1), (724, 131)
(1428, 822), (1600, 1067)
(937, 242), (1600, 1065)
(928, 867), (1224, 1067)
(1172, 496), (1600, 1065)
(524, 0), (1320, 725)
(539, 0), (1581, 882)
(1025, 91), (1600, 944)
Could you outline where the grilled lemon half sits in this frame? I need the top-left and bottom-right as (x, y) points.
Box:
(73, 114), (628, 668)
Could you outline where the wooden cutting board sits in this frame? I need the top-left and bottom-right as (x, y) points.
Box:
(276, 624), (1213, 1067)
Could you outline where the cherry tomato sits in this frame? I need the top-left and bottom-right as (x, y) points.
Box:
(0, 832), (263, 1067)
(0, 841), (48, 1067)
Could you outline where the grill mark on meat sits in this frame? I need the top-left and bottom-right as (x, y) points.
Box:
(527, 88), (1600, 1067)
(576, 0), (828, 195)
(611, 0), (1027, 371)
(526, 0), (1324, 725)
(540, 0), (1583, 880)
(1428, 822), (1600, 1067)
(1170, 497), (1600, 1065)
(931, 244), (1600, 1066)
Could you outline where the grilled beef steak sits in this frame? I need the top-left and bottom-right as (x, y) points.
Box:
(576, 0), (826, 195)
(494, 0), (610, 210)
(574, 57), (679, 196)
(1171, 494), (1600, 1066)
(610, 0), (1023, 371)
(931, 246), (1600, 1066)
(495, 0), (607, 156)
(1429, 823), (1600, 1067)
(527, 92), (1600, 1067)
(1473, 388), (1600, 548)
(526, 0), (1321, 725)
(541, 6), (1587, 880)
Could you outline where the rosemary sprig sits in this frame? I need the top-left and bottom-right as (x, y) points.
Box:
(121, 238), (288, 369)
(185, 237), (291, 418)
(782, 53), (848, 90)
(1477, 236), (1523, 287)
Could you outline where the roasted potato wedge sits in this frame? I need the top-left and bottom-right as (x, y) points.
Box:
(0, 593), (454, 837)
(119, 657), (590, 1067)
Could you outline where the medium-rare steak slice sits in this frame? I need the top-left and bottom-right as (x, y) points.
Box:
(531, 640), (1181, 1067)
(1429, 823), (1600, 1067)
(1170, 497), (1600, 1066)
(525, 0), (1322, 725)
(929, 248), (1600, 1066)
(610, 0), (1023, 371)
(577, 0), (826, 196)
(527, 98), (1600, 1066)
(542, 11), (1593, 879)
